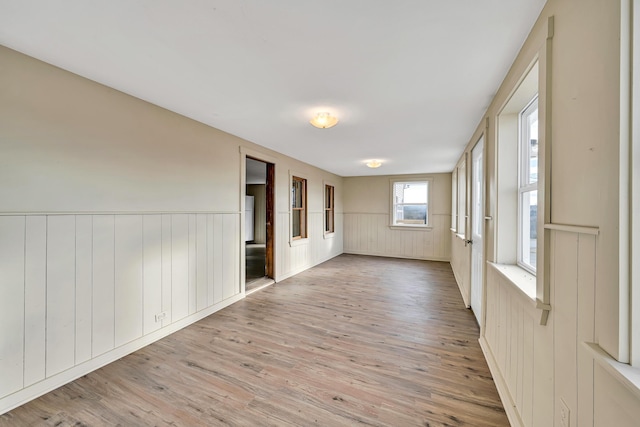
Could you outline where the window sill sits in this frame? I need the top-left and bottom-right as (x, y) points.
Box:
(584, 342), (640, 401)
(389, 225), (433, 231)
(289, 238), (309, 247)
(489, 262), (536, 301)
(323, 232), (335, 240)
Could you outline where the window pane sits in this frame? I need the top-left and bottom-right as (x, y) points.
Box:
(292, 210), (301, 237)
(292, 179), (303, 208)
(396, 205), (426, 224)
(522, 99), (538, 185)
(520, 190), (537, 269)
(325, 210), (334, 232)
(395, 182), (427, 204)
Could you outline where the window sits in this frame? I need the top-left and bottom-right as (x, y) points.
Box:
(457, 160), (466, 236)
(518, 97), (539, 273)
(324, 184), (334, 234)
(291, 176), (307, 239)
(451, 169), (458, 231)
(391, 180), (430, 226)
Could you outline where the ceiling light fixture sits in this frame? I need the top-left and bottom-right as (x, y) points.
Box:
(310, 112), (338, 129)
(366, 160), (382, 168)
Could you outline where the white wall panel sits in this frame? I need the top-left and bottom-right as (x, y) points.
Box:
(171, 215), (189, 321)
(161, 214), (172, 327)
(222, 214), (238, 300)
(92, 215), (115, 357)
(206, 214), (215, 307)
(24, 216), (46, 386)
(188, 214), (197, 314)
(114, 215), (143, 347)
(74, 215), (93, 365)
(46, 215), (76, 376)
(196, 214), (208, 311)
(213, 215), (224, 304)
(343, 213), (450, 261)
(143, 215), (162, 335)
(0, 216), (25, 397)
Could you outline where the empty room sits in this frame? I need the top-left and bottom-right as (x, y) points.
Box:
(1, 0), (640, 426)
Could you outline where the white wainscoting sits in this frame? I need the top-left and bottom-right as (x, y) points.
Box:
(0, 212), (241, 414)
(343, 213), (450, 261)
(450, 232), (471, 307)
(276, 212), (343, 281)
(477, 229), (637, 427)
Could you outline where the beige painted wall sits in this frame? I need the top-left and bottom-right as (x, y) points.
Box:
(0, 44), (343, 414)
(450, 0), (640, 426)
(343, 173), (451, 261)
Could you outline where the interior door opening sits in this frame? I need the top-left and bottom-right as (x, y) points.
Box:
(245, 157), (274, 293)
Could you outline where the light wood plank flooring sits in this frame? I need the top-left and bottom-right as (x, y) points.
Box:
(0, 254), (508, 426)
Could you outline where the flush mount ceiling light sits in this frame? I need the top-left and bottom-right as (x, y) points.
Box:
(365, 159), (382, 168)
(309, 112), (338, 129)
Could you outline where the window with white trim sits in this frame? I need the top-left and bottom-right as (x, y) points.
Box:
(518, 97), (539, 273)
(391, 179), (430, 227)
(451, 169), (458, 231)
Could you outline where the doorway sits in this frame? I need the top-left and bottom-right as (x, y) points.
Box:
(245, 157), (274, 293)
(470, 136), (485, 326)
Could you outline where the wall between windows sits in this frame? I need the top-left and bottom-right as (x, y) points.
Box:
(450, 0), (640, 426)
(342, 173), (451, 261)
(0, 45), (343, 414)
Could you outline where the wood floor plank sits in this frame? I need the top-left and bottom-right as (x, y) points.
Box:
(1, 254), (508, 426)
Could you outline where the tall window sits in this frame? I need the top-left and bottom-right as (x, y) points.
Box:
(518, 97), (539, 272)
(292, 176), (307, 239)
(451, 169), (458, 231)
(324, 184), (335, 234)
(457, 161), (466, 236)
(391, 180), (429, 226)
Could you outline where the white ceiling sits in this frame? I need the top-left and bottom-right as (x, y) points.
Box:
(0, 0), (547, 177)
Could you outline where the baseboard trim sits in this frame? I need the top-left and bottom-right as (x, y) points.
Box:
(342, 250), (450, 262)
(479, 336), (523, 427)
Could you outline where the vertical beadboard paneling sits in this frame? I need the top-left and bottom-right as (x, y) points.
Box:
(576, 234), (596, 427)
(74, 215), (93, 365)
(24, 216), (46, 386)
(171, 214), (189, 321)
(344, 213), (449, 261)
(0, 216), (25, 397)
(161, 214), (172, 327)
(92, 215), (115, 357)
(553, 231), (579, 424)
(206, 214), (214, 306)
(222, 214), (237, 300)
(46, 215), (76, 376)
(143, 215), (162, 335)
(188, 214), (197, 314)
(195, 214), (207, 311)
(114, 215), (143, 347)
(213, 214), (224, 304)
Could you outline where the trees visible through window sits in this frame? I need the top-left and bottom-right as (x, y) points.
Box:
(292, 176), (307, 239)
(518, 97), (539, 272)
(324, 184), (334, 234)
(392, 180), (429, 226)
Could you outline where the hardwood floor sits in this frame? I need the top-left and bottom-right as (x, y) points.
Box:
(0, 254), (508, 426)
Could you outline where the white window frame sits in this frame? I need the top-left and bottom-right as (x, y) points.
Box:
(451, 168), (458, 231)
(517, 96), (539, 274)
(389, 178), (432, 229)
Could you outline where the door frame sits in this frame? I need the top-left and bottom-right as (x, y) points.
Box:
(240, 147), (277, 294)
